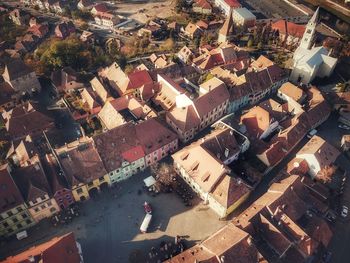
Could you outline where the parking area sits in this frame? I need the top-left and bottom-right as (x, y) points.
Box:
(0, 171), (226, 262)
(241, 0), (304, 19)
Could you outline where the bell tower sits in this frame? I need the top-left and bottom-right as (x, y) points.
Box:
(300, 7), (319, 50)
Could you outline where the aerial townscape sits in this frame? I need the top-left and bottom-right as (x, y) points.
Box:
(0, 0), (349, 262)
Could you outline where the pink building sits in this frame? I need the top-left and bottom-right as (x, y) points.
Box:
(136, 118), (178, 167)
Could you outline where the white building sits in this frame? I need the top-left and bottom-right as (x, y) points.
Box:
(232, 7), (256, 28)
(296, 135), (340, 178)
(94, 13), (119, 28)
(290, 8), (338, 84)
(214, 0), (241, 16)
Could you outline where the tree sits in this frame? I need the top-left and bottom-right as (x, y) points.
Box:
(175, 0), (186, 13)
(39, 37), (92, 71)
(317, 165), (336, 183)
(247, 38), (254, 48)
(161, 38), (175, 51)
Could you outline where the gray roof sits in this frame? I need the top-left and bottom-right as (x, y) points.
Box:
(3, 59), (33, 81)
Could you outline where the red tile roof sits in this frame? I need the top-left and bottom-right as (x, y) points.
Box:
(272, 20), (306, 39)
(0, 164), (24, 214)
(121, 145), (145, 163)
(92, 3), (108, 13)
(135, 118), (177, 155)
(56, 140), (107, 187)
(194, 0), (212, 9)
(13, 156), (52, 202)
(3, 103), (54, 140)
(224, 0), (241, 8)
(3, 232), (81, 263)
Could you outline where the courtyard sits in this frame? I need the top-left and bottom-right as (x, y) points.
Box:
(0, 171), (226, 262)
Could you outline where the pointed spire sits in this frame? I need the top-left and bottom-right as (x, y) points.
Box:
(309, 7), (320, 25)
(218, 9), (234, 43)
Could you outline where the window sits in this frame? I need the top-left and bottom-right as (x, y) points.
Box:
(12, 218), (18, 223)
(41, 204), (46, 210)
(47, 201), (52, 206)
(7, 211), (13, 217)
(76, 188), (83, 194)
(22, 213), (28, 219)
(87, 182), (93, 187)
(99, 177), (105, 182)
(16, 223), (22, 229)
(3, 222), (9, 228)
(8, 228), (13, 233)
(34, 207), (39, 213)
(25, 219), (32, 224)
(17, 207), (23, 213)
(50, 207), (56, 213)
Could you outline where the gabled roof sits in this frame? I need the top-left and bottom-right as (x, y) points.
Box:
(93, 123), (142, 172)
(240, 106), (273, 139)
(2, 59), (33, 81)
(13, 156), (52, 202)
(4, 232), (81, 263)
(166, 223), (261, 263)
(135, 118), (177, 155)
(271, 20), (306, 38)
(3, 102), (54, 140)
(0, 164), (24, 214)
(56, 140), (107, 187)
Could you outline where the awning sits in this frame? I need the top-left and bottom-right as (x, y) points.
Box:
(143, 176), (156, 187)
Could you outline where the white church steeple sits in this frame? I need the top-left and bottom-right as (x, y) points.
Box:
(300, 7), (319, 50)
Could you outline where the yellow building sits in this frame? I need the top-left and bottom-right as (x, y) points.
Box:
(56, 139), (110, 202)
(0, 164), (35, 237)
(13, 157), (62, 223)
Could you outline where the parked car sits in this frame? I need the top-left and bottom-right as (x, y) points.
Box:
(307, 129), (317, 138)
(341, 205), (348, 218)
(338, 123), (350, 130)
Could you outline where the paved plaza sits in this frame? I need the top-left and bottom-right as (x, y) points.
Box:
(0, 171), (226, 262)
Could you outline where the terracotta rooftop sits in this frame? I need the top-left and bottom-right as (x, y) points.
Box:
(272, 20), (306, 38)
(224, 0), (241, 8)
(296, 135), (340, 169)
(279, 82), (306, 103)
(166, 223), (261, 263)
(250, 55), (274, 70)
(3, 232), (81, 263)
(0, 164), (24, 214)
(240, 106), (273, 139)
(93, 123), (142, 172)
(135, 118), (177, 155)
(2, 102), (54, 140)
(13, 156), (52, 202)
(56, 140), (107, 187)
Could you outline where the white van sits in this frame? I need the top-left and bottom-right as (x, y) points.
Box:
(140, 214), (152, 233)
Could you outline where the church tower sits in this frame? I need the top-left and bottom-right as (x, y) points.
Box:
(218, 9), (234, 44)
(299, 7), (319, 50)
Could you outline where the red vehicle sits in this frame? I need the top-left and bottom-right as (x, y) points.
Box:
(144, 202), (152, 214)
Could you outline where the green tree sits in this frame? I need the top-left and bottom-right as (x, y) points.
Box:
(39, 37), (92, 71)
(247, 38), (254, 48)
